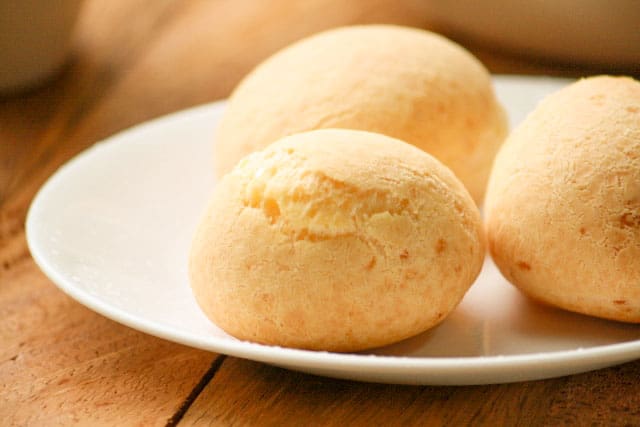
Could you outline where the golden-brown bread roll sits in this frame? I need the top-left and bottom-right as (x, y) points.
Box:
(214, 25), (507, 204)
(191, 129), (485, 351)
(485, 75), (640, 323)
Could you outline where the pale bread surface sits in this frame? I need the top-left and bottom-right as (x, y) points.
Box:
(192, 129), (485, 351)
(214, 25), (507, 204)
(485, 76), (640, 323)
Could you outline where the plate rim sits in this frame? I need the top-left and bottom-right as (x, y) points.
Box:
(25, 75), (640, 384)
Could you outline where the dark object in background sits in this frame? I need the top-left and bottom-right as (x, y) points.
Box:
(423, 0), (640, 71)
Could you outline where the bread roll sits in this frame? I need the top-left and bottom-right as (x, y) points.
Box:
(485, 76), (640, 323)
(214, 25), (507, 204)
(191, 129), (485, 351)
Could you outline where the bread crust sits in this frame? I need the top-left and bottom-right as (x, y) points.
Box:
(214, 25), (507, 204)
(192, 129), (485, 351)
(485, 76), (640, 323)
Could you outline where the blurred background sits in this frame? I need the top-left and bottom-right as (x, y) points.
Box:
(1, 0), (639, 157)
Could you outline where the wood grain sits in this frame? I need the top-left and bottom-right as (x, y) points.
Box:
(182, 357), (640, 426)
(1, 0), (639, 425)
(0, 1), (218, 425)
(0, 262), (216, 426)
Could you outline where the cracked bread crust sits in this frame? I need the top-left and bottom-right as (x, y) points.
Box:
(190, 129), (485, 351)
(485, 76), (640, 323)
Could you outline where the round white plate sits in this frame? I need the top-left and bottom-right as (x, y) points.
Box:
(27, 76), (640, 385)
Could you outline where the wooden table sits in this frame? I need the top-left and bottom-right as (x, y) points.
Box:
(2, 1), (639, 425)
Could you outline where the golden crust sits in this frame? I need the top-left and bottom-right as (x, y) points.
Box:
(485, 76), (640, 323)
(191, 129), (485, 351)
(214, 25), (507, 204)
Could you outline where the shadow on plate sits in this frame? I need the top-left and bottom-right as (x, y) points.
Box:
(369, 280), (640, 358)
